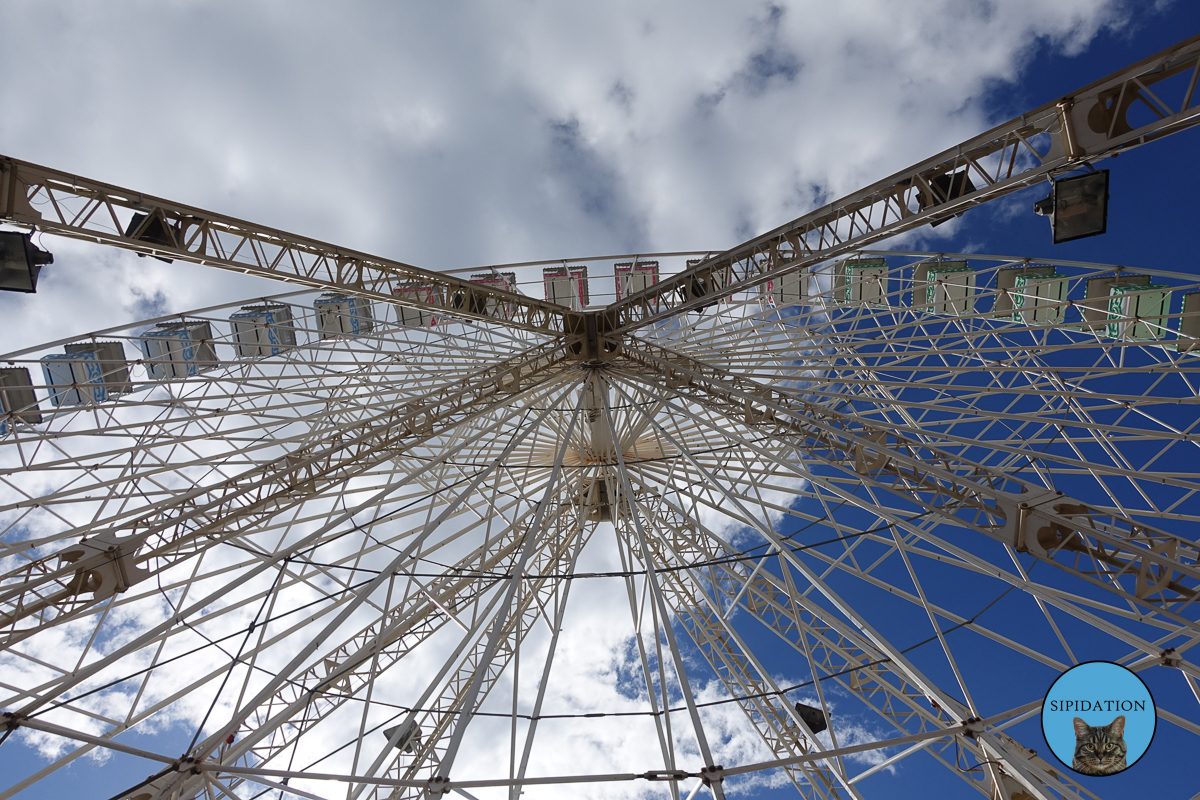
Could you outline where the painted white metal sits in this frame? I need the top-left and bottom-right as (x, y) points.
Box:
(4, 37), (1200, 800)
(6, 249), (1193, 800)
(229, 304), (296, 357)
(138, 320), (218, 379)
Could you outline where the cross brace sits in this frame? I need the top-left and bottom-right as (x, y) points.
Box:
(0, 341), (570, 646)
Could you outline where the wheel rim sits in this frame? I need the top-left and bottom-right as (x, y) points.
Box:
(2, 251), (1198, 799)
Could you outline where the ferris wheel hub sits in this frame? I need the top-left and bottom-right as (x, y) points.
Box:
(564, 310), (622, 361)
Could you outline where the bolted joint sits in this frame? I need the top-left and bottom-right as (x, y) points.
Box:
(700, 765), (726, 786)
(960, 716), (986, 739)
(1160, 647), (1183, 668)
(425, 776), (451, 798)
(178, 755), (202, 775)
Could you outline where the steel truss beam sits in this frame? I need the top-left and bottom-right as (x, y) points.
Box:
(616, 340), (1200, 632)
(606, 34), (1200, 330)
(7, 36), (1200, 348)
(607, 381), (1090, 800)
(0, 160), (569, 335)
(0, 341), (570, 645)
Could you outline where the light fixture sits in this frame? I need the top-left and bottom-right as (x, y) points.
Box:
(123, 212), (180, 263)
(794, 701), (829, 734)
(1033, 170), (1110, 244)
(918, 169), (977, 227)
(382, 720), (420, 753)
(0, 231), (53, 293)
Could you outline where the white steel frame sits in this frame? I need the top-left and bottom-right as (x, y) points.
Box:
(2, 250), (1199, 800)
(2, 31), (1200, 800)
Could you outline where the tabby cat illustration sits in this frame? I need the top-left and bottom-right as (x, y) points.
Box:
(1072, 715), (1128, 775)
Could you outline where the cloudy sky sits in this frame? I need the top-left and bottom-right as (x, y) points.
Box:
(1, 0), (1194, 352)
(3, 2), (1200, 799)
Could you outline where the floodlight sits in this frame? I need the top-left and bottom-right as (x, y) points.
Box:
(918, 169), (976, 227)
(0, 231), (53, 293)
(382, 720), (420, 753)
(794, 701), (829, 734)
(123, 212), (180, 263)
(678, 276), (712, 313)
(1033, 170), (1110, 244)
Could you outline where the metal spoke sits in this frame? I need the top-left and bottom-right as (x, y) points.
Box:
(5, 39), (1200, 794)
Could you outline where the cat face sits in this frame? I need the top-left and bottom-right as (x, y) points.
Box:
(1072, 715), (1128, 775)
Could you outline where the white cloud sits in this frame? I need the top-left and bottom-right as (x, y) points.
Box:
(0, 1), (1131, 351)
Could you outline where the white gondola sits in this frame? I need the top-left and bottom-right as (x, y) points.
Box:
(139, 321), (218, 380)
(1012, 271), (1067, 324)
(65, 342), (131, 393)
(314, 293), (374, 339)
(1106, 283), (1171, 341)
(41, 341), (129, 406)
(543, 265), (588, 311)
(836, 258), (889, 307)
(995, 266), (1066, 325)
(468, 271), (519, 319)
(393, 283), (440, 328)
(914, 260), (975, 315)
(614, 261), (659, 301)
(229, 304), (297, 357)
(1078, 274), (1150, 331)
(765, 264), (805, 308)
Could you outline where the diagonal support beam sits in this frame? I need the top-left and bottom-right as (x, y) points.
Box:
(0, 341), (571, 646)
(616, 340), (1200, 632)
(0, 156), (572, 334)
(606, 34), (1200, 331)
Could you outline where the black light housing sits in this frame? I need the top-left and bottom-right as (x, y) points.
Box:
(0, 231), (53, 293)
(1033, 170), (1110, 244)
(677, 276), (712, 313)
(124, 212), (180, 263)
(382, 720), (420, 754)
(918, 169), (977, 227)
(795, 701), (829, 734)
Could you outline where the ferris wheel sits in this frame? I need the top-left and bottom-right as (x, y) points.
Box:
(2, 34), (1200, 800)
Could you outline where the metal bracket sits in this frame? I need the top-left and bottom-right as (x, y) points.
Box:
(57, 531), (149, 601)
(425, 776), (451, 798)
(700, 764), (726, 786)
(0, 162), (41, 223)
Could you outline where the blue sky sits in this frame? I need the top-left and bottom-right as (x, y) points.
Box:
(929, 5), (1200, 273)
